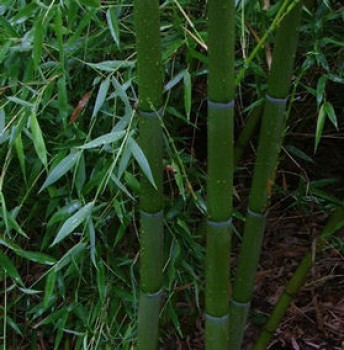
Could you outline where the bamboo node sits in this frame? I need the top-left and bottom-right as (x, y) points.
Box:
(208, 99), (235, 110)
(138, 107), (164, 118)
(205, 313), (229, 324)
(231, 299), (250, 308)
(265, 94), (288, 105)
(247, 208), (266, 219)
(140, 210), (164, 218)
(140, 289), (163, 299)
(207, 218), (232, 229)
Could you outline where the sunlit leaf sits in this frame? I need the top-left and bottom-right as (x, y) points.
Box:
(78, 130), (125, 149)
(51, 202), (94, 246)
(92, 77), (111, 118)
(39, 152), (80, 193)
(106, 8), (120, 47)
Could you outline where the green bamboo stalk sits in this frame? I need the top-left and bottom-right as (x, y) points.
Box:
(229, 3), (303, 349)
(134, 1), (164, 349)
(254, 204), (344, 350)
(206, 0), (235, 348)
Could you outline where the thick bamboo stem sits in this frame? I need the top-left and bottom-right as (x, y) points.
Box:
(206, 0), (235, 348)
(254, 204), (344, 349)
(134, 1), (164, 349)
(229, 3), (303, 349)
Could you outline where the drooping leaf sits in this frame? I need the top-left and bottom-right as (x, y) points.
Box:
(324, 101), (338, 130)
(88, 219), (96, 267)
(16, 251), (56, 265)
(54, 243), (86, 272)
(30, 112), (47, 167)
(183, 70), (192, 121)
(106, 8), (120, 47)
(87, 60), (134, 72)
(92, 77), (111, 118)
(78, 130), (125, 149)
(44, 270), (56, 307)
(39, 152), (80, 193)
(0, 250), (24, 287)
(128, 138), (156, 188)
(51, 202), (94, 246)
(315, 103), (326, 153)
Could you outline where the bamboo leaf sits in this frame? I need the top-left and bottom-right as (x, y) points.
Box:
(0, 250), (24, 287)
(78, 130), (125, 149)
(54, 242), (86, 272)
(51, 202), (94, 246)
(58, 77), (69, 120)
(7, 96), (34, 108)
(44, 270), (56, 307)
(128, 138), (156, 189)
(316, 76), (327, 106)
(164, 70), (185, 92)
(87, 60), (134, 72)
(183, 70), (192, 121)
(0, 15), (20, 37)
(39, 152), (80, 193)
(0, 108), (7, 144)
(15, 133), (26, 180)
(30, 112), (47, 167)
(106, 8), (120, 47)
(33, 15), (44, 69)
(315, 104), (326, 153)
(88, 219), (96, 267)
(323, 101), (338, 130)
(92, 78), (111, 118)
(111, 173), (135, 200)
(16, 251), (56, 265)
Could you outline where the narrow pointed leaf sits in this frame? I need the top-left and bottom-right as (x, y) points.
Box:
(92, 78), (111, 118)
(30, 112), (47, 167)
(106, 8), (120, 47)
(183, 70), (192, 121)
(128, 138), (156, 189)
(0, 251), (24, 287)
(78, 130), (125, 149)
(51, 202), (94, 246)
(39, 152), (80, 193)
(44, 270), (56, 307)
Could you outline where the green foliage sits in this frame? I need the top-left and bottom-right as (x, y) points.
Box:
(0, 0), (342, 348)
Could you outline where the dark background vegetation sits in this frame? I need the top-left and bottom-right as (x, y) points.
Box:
(0, 0), (343, 349)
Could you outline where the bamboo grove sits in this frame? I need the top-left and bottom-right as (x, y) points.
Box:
(131, 0), (342, 348)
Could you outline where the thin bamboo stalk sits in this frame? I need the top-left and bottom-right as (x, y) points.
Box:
(254, 204), (344, 350)
(234, 105), (264, 166)
(228, 3), (303, 349)
(206, 0), (235, 348)
(134, 1), (164, 349)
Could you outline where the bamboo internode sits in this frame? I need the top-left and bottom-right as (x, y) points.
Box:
(134, 1), (164, 349)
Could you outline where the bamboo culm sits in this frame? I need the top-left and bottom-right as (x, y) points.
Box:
(254, 204), (344, 349)
(228, 3), (303, 349)
(206, 0), (235, 348)
(134, 1), (164, 349)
